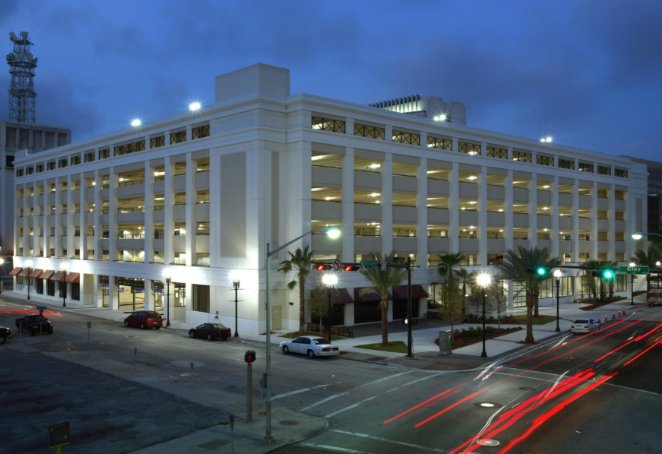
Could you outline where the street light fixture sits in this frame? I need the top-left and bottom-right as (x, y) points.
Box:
(321, 272), (338, 343)
(629, 261), (636, 305)
(162, 269), (171, 327)
(264, 226), (340, 441)
(476, 272), (492, 358)
(553, 269), (562, 332)
(632, 231), (662, 240)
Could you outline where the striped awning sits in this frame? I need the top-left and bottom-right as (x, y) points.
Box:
(65, 272), (80, 283)
(18, 268), (30, 277)
(9, 267), (22, 276)
(29, 269), (43, 278)
(39, 270), (54, 279)
(50, 271), (66, 282)
(331, 288), (353, 305)
(354, 287), (390, 303)
(393, 285), (429, 300)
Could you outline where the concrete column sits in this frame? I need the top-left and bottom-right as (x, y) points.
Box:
(380, 154), (393, 254)
(572, 179), (580, 262)
(209, 152), (222, 267)
(416, 158), (428, 266)
(79, 174), (87, 259)
(591, 181), (599, 260)
(66, 175), (74, 258)
(341, 148), (355, 262)
(478, 165), (487, 266)
(144, 160), (154, 263)
(144, 278), (153, 310)
(163, 157), (174, 264)
(528, 174), (538, 248)
(551, 176), (560, 258)
(108, 169), (118, 261)
(42, 180), (49, 257)
(449, 162), (459, 253)
(185, 154), (195, 266)
(93, 171), (101, 260)
(504, 171), (514, 252)
(54, 178), (61, 257)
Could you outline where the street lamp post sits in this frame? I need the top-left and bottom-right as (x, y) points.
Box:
(264, 226), (340, 442)
(554, 269), (562, 332)
(233, 279), (240, 337)
(629, 261), (636, 305)
(476, 272), (492, 358)
(162, 270), (171, 327)
(406, 256), (413, 358)
(62, 265), (67, 307)
(0, 257), (4, 295)
(25, 261), (32, 301)
(321, 273), (338, 343)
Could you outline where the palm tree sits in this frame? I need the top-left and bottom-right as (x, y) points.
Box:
(497, 246), (561, 344)
(359, 252), (407, 345)
(438, 253), (465, 318)
(632, 245), (662, 299)
(278, 246), (313, 333)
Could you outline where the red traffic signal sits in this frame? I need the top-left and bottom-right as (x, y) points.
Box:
(244, 350), (256, 363)
(342, 263), (360, 271)
(313, 262), (332, 271)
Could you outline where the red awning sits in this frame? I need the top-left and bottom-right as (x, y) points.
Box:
(354, 287), (390, 303)
(331, 288), (353, 305)
(65, 272), (80, 283)
(29, 269), (43, 278)
(39, 270), (54, 279)
(18, 268), (30, 277)
(393, 285), (429, 300)
(50, 271), (66, 282)
(9, 267), (22, 276)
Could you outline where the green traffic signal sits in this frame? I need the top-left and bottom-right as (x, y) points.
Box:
(535, 266), (548, 277)
(601, 269), (615, 280)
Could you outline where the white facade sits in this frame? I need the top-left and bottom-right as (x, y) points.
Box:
(10, 63), (649, 333)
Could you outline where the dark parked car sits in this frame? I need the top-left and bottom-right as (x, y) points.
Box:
(188, 323), (232, 341)
(123, 311), (163, 330)
(15, 315), (54, 336)
(0, 326), (11, 344)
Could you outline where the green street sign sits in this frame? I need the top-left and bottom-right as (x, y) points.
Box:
(619, 265), (650, 274)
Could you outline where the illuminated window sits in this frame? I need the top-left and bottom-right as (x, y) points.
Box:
(512, 149), (532, 162)
(312, 116), (346, 133)
(487, 145), (507, 159)
(354, 123), (385, 140)
(427, 135), (452, 150)
(392, 130), (420, 145)
(459, 141), (480, 155)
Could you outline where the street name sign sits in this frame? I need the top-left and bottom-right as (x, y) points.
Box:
(619, 265), (650, 274)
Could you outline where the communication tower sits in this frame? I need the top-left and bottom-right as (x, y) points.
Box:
(6, 31), (37, 123)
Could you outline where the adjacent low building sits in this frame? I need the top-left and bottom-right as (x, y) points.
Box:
(10, 63), (649, 333)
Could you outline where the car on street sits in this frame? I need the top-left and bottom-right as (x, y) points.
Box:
(123, 311), (163, 330)
(15, 314), (54, 336)
(280, 335), (340, 358)
(571, 318), (601, 334)
(0, 325), (11, 344)
(188, 323), (232, 341)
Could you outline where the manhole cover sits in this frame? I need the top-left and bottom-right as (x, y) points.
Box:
(477, 438), (500, 447)
(280, 420), (299, 426)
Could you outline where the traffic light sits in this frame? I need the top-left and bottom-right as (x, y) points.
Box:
(527, 266), (548, 278)
(313, 262), (332, 271)
(601, 268), (615, 280)
(244, 350), (256, 363)
(342, 263), (360, 271)
(591, 268), (615, 280)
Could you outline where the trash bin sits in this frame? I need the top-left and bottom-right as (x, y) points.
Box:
(439, 329), (452, 356)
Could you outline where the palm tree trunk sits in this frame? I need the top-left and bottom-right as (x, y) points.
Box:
(381, 299), (389, 345)
(525, 294), (535, 344)
(298, 277), (306, 333)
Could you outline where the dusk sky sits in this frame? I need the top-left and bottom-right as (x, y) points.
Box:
(2, 0), (661, 161)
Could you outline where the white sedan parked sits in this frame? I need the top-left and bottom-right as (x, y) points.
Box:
(280, 336), (340, 358)
(571, 318), (601, 334)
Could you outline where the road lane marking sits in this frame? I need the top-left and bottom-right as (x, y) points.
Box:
(331, 429), (445, 452)
(272, 383), (337, 401)
(325, 395), (376, 418)
(300, 392), (349, 411)
(299, 443), (371, 453)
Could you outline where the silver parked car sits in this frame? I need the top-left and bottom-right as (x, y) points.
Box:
(280, 336), (340, 358)
(571, 318), (601, 334)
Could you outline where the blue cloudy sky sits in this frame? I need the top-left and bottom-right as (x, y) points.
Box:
(1, 0), (661, 161)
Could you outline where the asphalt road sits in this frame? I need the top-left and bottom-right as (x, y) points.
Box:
(2, 298), (661, 453)
(274, 315), (662, 453)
